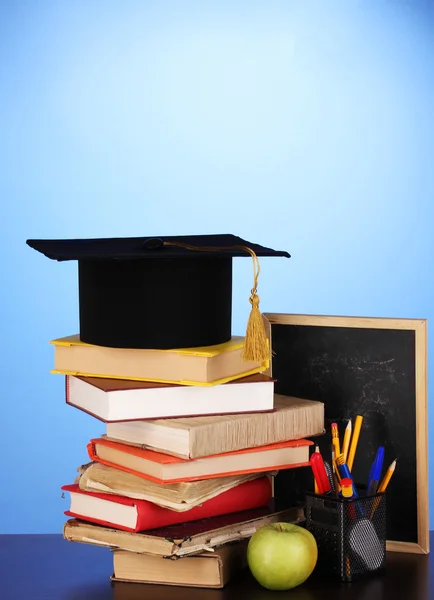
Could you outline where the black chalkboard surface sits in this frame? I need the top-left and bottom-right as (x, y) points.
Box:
(264, 314), (428, 554)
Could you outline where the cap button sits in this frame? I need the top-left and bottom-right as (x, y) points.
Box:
(142, 238), (164, 250)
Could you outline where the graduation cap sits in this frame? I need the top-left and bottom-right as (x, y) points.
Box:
(26, 234), (290, 360)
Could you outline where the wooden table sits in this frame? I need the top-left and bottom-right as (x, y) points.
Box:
(0, 534), (431, 599)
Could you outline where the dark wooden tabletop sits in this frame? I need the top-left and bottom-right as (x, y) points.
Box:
(0, 534), (432, 600)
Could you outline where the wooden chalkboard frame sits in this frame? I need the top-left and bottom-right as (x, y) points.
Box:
(263, 313), (429, 555)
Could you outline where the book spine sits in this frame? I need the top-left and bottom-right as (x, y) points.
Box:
(65, 375), (70, 403)
(87, 441), (98, 463)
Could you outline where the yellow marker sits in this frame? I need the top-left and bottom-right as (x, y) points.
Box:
(340, 478), (354, 498)
(347, 415), (363, 471)
(378, 459), (397, 493)
(331, 422), (341, 459)
(342, 419), (352, 462)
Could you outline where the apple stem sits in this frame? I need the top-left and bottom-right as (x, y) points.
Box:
(278, 524), (284, 532)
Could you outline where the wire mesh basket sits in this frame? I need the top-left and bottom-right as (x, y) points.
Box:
(305, 491), (386, 582)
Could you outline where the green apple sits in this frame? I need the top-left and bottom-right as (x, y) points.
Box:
(247, 522), (318, 591)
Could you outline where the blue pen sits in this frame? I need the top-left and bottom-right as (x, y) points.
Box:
(367, 446), (385, 496)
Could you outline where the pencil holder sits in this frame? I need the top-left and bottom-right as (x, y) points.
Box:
(305, 491), (386, 582)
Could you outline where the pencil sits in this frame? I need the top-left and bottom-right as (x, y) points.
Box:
(347, 415), (363, 471)
(370, 459), (397, 519)
(331, 422), (341, 458)
(342, 420), (352, 462)
(378, 459), (397, 493)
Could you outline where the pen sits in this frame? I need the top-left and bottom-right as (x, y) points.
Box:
(310, 452), (332, 495)
(314, 446), (320, 494)
(324, 461), (337, 497)
(331, 422), (341, 459)
(347, 415), (363, 471)
(378, 459), (397, 493)
(342, 420), (352, 462)
(367, 446), (385, 495)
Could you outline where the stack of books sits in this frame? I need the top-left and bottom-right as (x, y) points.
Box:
(27, 233), (324, 589)
(57, 336), (324, 587)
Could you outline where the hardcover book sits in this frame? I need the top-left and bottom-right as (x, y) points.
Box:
(105, 395), (324, 458)
(63, 504), (304, 557)
(66, 373), (274, 421)
(111, 541), (249, 588)
(77, 462), (271, 512)
(87, 437), (313, 483)
(61, 477), (272, 532)
(51, 335), (268, 386)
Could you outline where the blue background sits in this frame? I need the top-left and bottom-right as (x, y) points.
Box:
(1, 0), (433, 533)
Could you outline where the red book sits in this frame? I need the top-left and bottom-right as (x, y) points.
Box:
(61, 477), (272, 533)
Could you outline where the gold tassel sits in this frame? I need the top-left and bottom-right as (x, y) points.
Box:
(242, 289), (269, 363)
(162, 241), (269, 362)
(238, 247), (269, 363)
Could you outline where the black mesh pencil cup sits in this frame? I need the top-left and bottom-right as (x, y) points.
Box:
(305, 491), (387, 582)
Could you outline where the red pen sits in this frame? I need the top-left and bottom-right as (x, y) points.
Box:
(310, 451), (332, 495)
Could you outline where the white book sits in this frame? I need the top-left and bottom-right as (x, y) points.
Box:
(66, 374), (274, 422)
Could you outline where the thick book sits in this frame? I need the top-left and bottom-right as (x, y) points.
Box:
(51, 335), (268, 386)
(105, 395), (324, 459)
(66, 373), (274, 421)
(63, 504), (304, 557)
(87, 437), (312, 483)
(111, 542), (248, 588)
(61, 477), (272, 532)
(77, 462), (270, 512)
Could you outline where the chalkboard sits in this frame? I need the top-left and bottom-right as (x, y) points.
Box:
(264, 314), (428, 554)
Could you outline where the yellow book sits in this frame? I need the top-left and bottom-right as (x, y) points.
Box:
(50, 335), (269, 386)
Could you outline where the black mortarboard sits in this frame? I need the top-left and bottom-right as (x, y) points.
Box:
(26, 234), (290, 358)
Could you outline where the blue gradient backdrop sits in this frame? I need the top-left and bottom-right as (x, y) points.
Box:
(1, 1), (433, 533)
